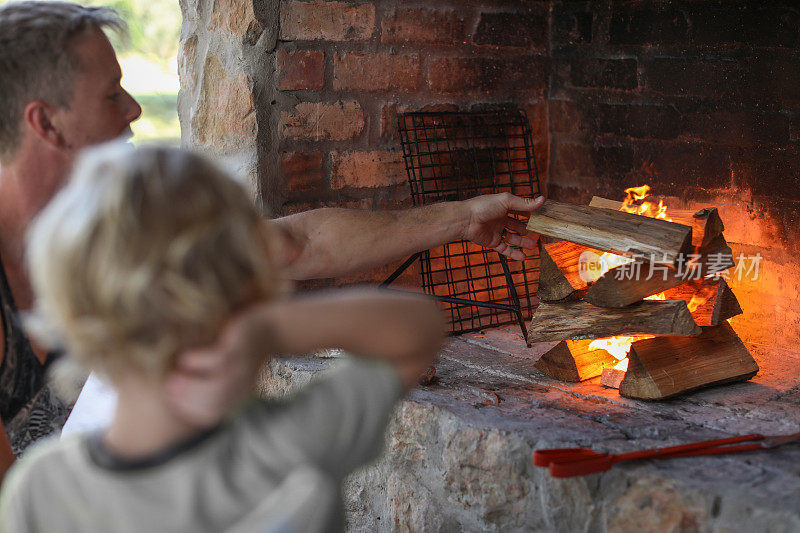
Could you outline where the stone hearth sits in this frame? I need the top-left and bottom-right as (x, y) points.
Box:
(260, 327), (800, 532)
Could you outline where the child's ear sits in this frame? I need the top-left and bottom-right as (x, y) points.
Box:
(23, 100), (68, 148)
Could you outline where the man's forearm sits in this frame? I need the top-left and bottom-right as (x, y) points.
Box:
(274, 202), (468, 280)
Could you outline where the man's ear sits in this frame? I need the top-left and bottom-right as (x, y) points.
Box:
(23, 100), (67, 148)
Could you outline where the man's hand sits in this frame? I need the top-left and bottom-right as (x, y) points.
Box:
(163, 310), (278, 429)
(461, 193), (545, 261)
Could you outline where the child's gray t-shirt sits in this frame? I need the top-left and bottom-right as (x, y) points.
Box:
(0, 358), (402, 533)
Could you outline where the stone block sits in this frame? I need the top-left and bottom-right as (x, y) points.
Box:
(610, 6), (689, 46)
(208, 0), (256, 36)
(278, 50), (324, 91)
(280, 152), (325, 192)
(473, 11), (548, 48)
(191, 55), (256, 152)
(333, 52), (421, 92)
(380, 8), (465, 45)
(569, 58), (638, 90)
(605, 477), (709, 533)
(279, 101), (364, 141)
(330, 150), (407, 189)
(280, 1), (375, 41)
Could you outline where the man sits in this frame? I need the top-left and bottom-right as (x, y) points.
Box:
(0, 1), (543, 475)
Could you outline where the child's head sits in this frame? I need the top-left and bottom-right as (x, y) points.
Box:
(26, 143), (282, 382)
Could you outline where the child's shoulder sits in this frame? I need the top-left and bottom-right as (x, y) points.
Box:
(3, 435), (85, 495)
(0, 435), (85, 525)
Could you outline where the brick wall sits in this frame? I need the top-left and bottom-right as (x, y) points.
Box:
(271, 0), (550, 287)
(548, 1), (800, 238)
(275, 0), (550, 217)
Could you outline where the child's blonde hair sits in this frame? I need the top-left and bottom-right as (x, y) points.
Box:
(26, 143), (283, 381)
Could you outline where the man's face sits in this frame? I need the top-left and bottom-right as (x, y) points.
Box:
(53, 27), (142, 151)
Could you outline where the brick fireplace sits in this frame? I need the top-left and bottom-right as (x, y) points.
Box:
(179, 1), (800, 530)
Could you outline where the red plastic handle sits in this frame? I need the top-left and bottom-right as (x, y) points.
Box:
(549, 455), (613, 478)
(532, 448), (600, 467)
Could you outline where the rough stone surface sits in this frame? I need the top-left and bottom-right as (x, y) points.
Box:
(208, 0), (256, 36)
(191, 54), (256, 151)
(261, 327), (800, 532)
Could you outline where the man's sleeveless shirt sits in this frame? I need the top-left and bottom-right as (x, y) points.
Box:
(0, 254), (70, 454)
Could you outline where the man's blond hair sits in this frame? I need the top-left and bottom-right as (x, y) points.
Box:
(26, 144), (283, 380)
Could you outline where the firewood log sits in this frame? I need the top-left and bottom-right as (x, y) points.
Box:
(662, 278), (742, 326)
(525, 200), (693, 265)
(619, 322), (758, 400)
(589, 196), (725, 248)
(534, 340), (618, 382)
(537, 241), (595, 301)
(583, 235), (735, 308)
(527, 300), (701, 342)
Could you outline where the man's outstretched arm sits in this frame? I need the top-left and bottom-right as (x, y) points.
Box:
(273, 193), (545, 280)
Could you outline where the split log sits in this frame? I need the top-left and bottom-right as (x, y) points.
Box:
(619, 322), (759, 400)
(583, 235), (735, 308)
(538, 241), (595, 301)
(525, 200), (693, 265)
(601, 367), (627, 389)
(661, 278), (742, 326)
(534, 340), (618, 382)
(589, 196), (725, 248)
(538, 245), (578, 301)
(527, 300), (701, 342)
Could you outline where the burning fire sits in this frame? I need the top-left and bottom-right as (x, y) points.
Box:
(589, 186), (710, 374)
(589, 293), (664, 371)
(620, 185), (673, 221)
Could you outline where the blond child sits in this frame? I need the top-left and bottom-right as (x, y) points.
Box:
(0, 144), (442, 532)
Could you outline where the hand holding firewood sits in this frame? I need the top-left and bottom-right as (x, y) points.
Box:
(461, 193), (546, 261)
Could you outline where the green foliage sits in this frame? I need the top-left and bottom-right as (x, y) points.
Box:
(0, 0), (181, 64)
(78, 0), (181, 62)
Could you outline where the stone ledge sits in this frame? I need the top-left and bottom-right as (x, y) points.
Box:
(259, 327), (800, 532)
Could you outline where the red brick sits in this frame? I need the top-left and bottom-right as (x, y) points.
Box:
(330, 151), (407, 189)
(279, 101), (364, 141)
(381, 8), (465, 45)
(380, 103), (458, 141)
(278, 50), (324, 91)
(281, 152), (325, 191)
(279, 1), (375, 41)
(473, 12), (548, 48)
(523, 102), (548, 143)
(334, 52), (420, 92)
(427, 56), (548, 96)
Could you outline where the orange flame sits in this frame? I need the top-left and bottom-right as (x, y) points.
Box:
(620, 185), (673, 221)
(591, 185), (674, 376)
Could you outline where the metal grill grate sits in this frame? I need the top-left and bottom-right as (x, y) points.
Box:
(384, 109), (541, 342)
